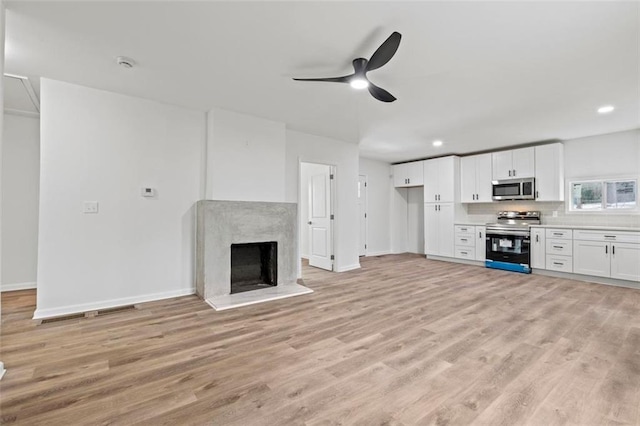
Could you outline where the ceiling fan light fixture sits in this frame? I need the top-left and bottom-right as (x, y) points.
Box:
(350, 78), (369, 90)
(433, 140), (443, 147)
(597, 105), (614, 114)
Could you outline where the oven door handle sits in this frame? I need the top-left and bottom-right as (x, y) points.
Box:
(486, 229), (530, 237)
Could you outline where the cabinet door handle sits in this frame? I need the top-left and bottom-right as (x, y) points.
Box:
(479, 231), (482, 239)
(461, 251), (468, 255)
(434, 194), (437, 201)
(536, 191), (539, 198)
(612, 245), (615, 255)
(508, 170), (512, 177)
(536, 235), (539, 243)
(461, 238), (468, 242)
(553, 262), (564, 266)
(604, 235), (616, 239)
(605, 245), (608, 254)
(408, 178), (410, 184)
(553, 233), (563, 236)
(438, 205), (440, 211)
(513, 169), (516, 177)
(553, 245), (563, 249)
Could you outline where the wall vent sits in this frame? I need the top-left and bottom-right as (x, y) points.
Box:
(96, 305), (136, 316)
(40, 313), (85, 324)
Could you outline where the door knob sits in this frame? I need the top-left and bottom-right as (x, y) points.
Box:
(308, 221), (312, 225)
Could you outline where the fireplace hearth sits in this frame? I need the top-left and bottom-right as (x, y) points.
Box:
(231, 242), (277, 294)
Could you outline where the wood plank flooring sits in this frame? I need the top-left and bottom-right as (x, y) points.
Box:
(2, 254), (640, 425)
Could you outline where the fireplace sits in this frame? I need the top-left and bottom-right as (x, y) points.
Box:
(196, 200), (312, 310)
(231, 242), (277, 294)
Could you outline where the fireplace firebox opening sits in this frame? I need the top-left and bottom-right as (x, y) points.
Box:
(230, 242), (278, 294)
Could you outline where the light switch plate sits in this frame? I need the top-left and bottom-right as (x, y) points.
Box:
(83, 201), (99, 214)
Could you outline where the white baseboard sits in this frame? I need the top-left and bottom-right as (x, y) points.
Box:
(533, 269), (640, 290)
(365, 250), (392, 257)
(335, 263), (361, 273)
(32, 288), (196, 320)
(1, 282), (37, 292)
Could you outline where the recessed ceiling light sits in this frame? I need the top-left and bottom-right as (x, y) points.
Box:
(597, 105), (614, 114)
(116, 56), (136, 69)
(432, 140), (443, 147)
(350, 78), (369, 90)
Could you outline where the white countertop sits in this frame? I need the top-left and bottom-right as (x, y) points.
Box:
(530, 224), (640, 232)
(454, 222), (487, 227)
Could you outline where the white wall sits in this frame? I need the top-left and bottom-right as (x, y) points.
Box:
(358, 157), (392, 256)
(206, 108), (285, 202)
(390, 187), (408, 253)
(563, 129), (639, 179)
(1, 114), (39, 290)
(35, 79), (206, 319)
(285, 130), (360, 272)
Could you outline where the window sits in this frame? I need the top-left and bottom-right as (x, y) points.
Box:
(570, 178), (637, 212)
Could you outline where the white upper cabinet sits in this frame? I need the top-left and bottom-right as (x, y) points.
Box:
(492, 147), (535, 180)
(534, 143), (564, 201)
(424, 156), (459, 203)
(393, 161), (424, 187)
(460, 153), (492, 203)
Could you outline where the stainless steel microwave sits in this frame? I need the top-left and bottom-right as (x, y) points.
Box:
(492, 178), (535, 201)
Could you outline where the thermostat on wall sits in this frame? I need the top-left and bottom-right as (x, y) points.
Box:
(141, 188), (155, 197)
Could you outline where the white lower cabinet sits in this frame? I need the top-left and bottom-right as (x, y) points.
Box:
(573, 230), (640, 282)
(425, 203), (454, 257)
(573, 240), (611, 278)
(544, 228), (573, 273)
(610, 242), (640, 281)
(475, 226), (486, 261)
(530, 228), (546, 269)
(546, 255), (573, 273)
(454, 225), (486, 261)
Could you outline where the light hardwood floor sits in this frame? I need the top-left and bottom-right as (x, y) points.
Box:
(2, 254), (640, 425)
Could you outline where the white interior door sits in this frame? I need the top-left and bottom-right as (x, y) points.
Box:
(358, 175), (367, 256)
(308, 164), (333, 271)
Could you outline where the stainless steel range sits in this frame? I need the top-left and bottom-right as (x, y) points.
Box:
(485, 211), (541, 273)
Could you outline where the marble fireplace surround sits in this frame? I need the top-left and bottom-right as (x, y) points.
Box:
(196, 200), (312, 310)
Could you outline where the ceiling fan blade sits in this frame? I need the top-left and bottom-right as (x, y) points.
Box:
(368, 83), (396, 103)
(366, 32), (402, 72)
(292, 75), (352, 83)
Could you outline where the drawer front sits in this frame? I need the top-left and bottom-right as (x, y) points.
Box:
(455, 234), (475, 247)
(455, 225), (475, 234)
(455, 247), (475, 259)
(546, 239), (573, 256)
(573, 230), (640, 244)
(546, 255), (573, 273)
(545, 229), (573, 240)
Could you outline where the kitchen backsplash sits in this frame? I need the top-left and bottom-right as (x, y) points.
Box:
(463, 201), (640, 228)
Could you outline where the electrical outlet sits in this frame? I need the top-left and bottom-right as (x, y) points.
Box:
(83, 201), (99, 214)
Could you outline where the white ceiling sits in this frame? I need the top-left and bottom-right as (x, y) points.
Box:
(5, 1), (639, 163)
